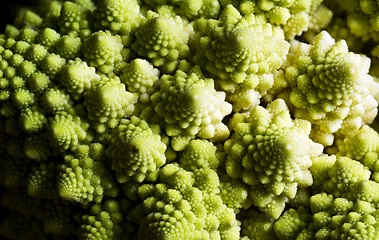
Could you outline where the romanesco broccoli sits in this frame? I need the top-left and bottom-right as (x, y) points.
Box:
(1, 0), (379, 240)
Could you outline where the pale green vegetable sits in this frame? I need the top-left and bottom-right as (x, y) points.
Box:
(1, 1), (379, 240)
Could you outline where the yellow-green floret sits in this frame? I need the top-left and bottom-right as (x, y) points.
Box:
(275, 155), (379, 239)
(132, 13), (192, 73)
(134, 163), (241, 240)
(225, 99), (323, 219)
(57, 143), (119, 205)
(83, 75), (137, 133)
(193, 5), (289, 111)
(219, 0), (331, 39)
(284, 31), (379, 146)
(151, 69), (232, 151)
(106, 116), (166, 183)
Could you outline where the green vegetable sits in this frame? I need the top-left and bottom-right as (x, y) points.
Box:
(1, 0), (379, 239)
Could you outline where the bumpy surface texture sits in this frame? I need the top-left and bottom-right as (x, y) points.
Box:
(1, 0), (379, 240)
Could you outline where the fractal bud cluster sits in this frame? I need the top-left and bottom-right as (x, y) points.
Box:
(1, 0), (379, 239)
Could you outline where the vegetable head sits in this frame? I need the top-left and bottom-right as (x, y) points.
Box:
(1, 0), (379, 240)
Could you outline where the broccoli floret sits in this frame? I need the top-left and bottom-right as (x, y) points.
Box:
(274, 206), (312, 240)
(275, 155), (379, 239)
(135, 163), (241, 240)
(80, 199), (128, 239)
(27, 162), (58, 199)
(283, 31), (379, 146)
(106, 116), (166, 183)
(179, 139), (221, 170)
(225, 99), (323, 219)
(334, 125), (379, 181)
(57, 1), (92, 36)
(83, 75), (137, 133)
(93, 0), (142, 33)
(24, 133), (52, 161)
(240, 209), (277, 240)
(193, 5), (289, 111)
(220, 0), (331, 39)
(132, 13), (192, 73)
(120, 58), (160, 94)
(151, 69), (232, 151)
(82, 30), (124, 74)
(57, 143), (119, 205)
(46, 112), (88, 152)
(59, 58), (100, 100)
